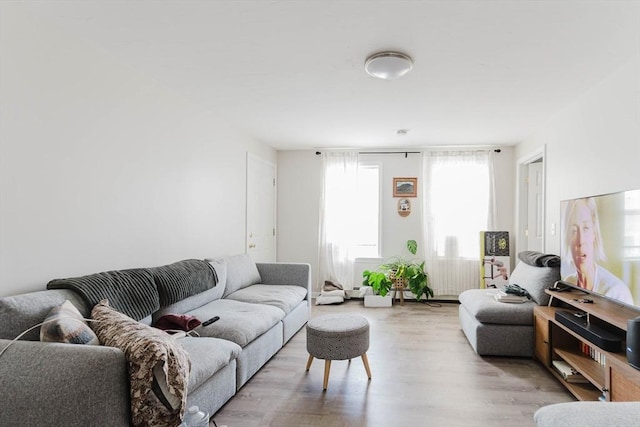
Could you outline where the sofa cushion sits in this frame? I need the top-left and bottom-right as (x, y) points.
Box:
(509, 261), (559, 305)
(178, 336), (241, 392)
(187, 299), (285, 347)
(0, 289), (90, 341)
(458, 289), (536, 325)
(222, 254), (261, 298)
(208, 258), (227, 295)
(225, 284), (307, 314)
(91, 300), (189, 426)
(152, 288), (216, 323)
(40, 300), (99, 345)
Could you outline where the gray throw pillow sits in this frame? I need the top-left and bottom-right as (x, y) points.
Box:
(509, 261), (560, 305)
(222, 254), (261, 298)
(40, 300), (99, 345)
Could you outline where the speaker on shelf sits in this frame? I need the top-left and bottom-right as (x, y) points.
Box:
(628, 316), (640, 370)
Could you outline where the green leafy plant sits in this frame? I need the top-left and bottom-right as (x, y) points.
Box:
(363, 240), (434, 301)
(361, 270), (393, 296)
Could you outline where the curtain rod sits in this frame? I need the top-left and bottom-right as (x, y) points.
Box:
(314, 149), (501, 157)
(359, 151), (421, 156)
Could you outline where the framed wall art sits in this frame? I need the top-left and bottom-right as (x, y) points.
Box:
(393, 177), (417, 197)
(397, 198), (411, 217)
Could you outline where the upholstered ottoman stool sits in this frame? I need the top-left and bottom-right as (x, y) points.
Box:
(305, 313), (371, 390)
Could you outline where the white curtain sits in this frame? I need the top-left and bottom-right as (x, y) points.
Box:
(318, 151), (359, 290)
(421, 150), (496, 296)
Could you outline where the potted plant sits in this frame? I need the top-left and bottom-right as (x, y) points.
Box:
(361, 270), (392, 296)
(361, 269), (393, 307)
(362, 240), (433, 303)
(361, 268), (393, 307)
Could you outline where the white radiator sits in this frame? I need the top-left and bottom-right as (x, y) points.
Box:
(426, 258), (480, 296)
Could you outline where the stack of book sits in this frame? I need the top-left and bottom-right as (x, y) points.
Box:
(493, 291), (528, 304)
(552, 360), (589, 383)
(580, 342), (606, 366)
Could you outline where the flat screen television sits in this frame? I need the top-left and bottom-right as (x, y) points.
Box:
(559, 188), (640, 310)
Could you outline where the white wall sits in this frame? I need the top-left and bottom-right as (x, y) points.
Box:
(276, 151), (323, 286)
(277, 148), (515, 292)
(0, 6), (275, 297)
(515, 55), (640, 256)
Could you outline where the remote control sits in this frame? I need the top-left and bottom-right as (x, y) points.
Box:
(202, 316), (220, 326)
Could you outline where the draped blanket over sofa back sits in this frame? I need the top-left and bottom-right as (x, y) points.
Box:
(46, 259), (218, 321)
(149, 260), (218, 306)
(47, 269), (159, 321)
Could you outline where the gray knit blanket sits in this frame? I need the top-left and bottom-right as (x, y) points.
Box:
(46, 259), (218, 320)
(47, 268), (159, 321)
(149, 259), (218, 307)
(518, 251), (560, 268)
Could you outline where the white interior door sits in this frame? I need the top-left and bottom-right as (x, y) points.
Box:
(246, 153), (276, 262)
(526, 161), (544, 252)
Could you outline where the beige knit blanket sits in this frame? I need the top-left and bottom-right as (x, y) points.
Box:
(91, 300), (190, 427)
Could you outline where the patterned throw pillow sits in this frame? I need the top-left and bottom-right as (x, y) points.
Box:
(40, 300), (99, 345)
(91, 300), (190, 427)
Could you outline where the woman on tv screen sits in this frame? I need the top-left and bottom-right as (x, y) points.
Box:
(562, 197), (634, 305)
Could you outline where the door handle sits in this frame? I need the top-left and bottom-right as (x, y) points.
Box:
(249, 243), (256, 249)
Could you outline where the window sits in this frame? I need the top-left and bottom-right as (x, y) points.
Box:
(318, 152), (378, 289)
(429, 160), (490, 258)
(422, 150), (495, 296)
(352, 163), (380, 258)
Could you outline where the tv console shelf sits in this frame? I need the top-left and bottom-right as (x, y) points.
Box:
(533, 289), (640, 402)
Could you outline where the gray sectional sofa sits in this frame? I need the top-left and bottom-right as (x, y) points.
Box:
(534, 401), (640, 427)
(458, 252), (560, 357)
(0, 254), (311, 426)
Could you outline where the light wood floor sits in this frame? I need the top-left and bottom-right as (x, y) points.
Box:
(210, 300), (573, 427)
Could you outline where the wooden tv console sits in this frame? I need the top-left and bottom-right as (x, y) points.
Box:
(533, 289), (640, 401)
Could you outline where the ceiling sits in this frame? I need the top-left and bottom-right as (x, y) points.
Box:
(17, 1), (640, 150)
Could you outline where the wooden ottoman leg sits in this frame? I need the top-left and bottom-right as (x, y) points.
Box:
(361, 352), (372, 379)
(323, 359), (332, 390)
(305, 354), (314, 371)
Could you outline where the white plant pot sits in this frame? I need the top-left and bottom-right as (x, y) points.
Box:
(364, 294), (392, 307)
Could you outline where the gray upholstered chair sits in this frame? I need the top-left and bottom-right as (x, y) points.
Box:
(458, 254), (560, 357)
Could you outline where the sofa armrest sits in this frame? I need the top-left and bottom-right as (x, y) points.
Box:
(256, 262), (311, 296)
(0, 339), (130, 426)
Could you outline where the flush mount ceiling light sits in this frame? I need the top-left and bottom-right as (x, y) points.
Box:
(364, 51), (413, 80)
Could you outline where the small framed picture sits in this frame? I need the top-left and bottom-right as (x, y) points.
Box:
(397, 198), (411, 217)
(393, 177), (417, 197)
